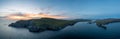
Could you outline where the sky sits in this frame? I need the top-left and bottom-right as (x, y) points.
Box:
(0, 0), (120, 19)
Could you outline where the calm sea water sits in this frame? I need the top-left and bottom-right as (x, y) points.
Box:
(0, 18), (120, 39)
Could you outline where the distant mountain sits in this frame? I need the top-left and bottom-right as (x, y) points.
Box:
(0, 16), (6, 18)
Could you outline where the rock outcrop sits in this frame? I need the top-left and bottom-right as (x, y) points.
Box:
(9, 18), (91, 32)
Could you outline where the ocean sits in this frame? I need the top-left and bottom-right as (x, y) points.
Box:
(0, 18), (120, 39)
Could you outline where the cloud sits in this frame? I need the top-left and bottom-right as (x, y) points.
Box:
(6, 13), (68, 20)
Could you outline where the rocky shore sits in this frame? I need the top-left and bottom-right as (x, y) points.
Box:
(94, 18), (120, 26)
(9, 18), (91, 32)
(87, 18), (120, 29)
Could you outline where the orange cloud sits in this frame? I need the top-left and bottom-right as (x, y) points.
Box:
(6, 13), (68, 20)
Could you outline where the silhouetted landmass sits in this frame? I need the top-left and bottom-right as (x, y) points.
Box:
(9, 18), (91, 32)
(95, 18), (120, 26)
(8, 18), (120, 32)
(94, 18), (120, 29)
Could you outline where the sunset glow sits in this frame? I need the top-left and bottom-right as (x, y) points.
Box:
(6, 13), (68, 20)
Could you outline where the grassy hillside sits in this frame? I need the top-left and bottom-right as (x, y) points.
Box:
(32, 18), (78, 30)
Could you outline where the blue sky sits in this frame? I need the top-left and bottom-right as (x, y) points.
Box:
(0, 0), (120, 19)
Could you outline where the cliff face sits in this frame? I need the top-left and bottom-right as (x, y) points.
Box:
(9, 20), (31, 28)
(9, 18), (91, 32)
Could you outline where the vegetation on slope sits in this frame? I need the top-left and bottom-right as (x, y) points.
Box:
(9, 18), (91, 32)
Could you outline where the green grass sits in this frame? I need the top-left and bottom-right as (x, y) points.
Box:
(31, 18), (77, 29)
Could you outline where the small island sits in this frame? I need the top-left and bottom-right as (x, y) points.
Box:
(9, 18), (91, 32)
(8, 18), (120, 32)
(89, 18), (120, 29)
(94, 18), (120, 26)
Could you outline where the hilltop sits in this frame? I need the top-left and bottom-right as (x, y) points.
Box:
(9, 18), (91, 32)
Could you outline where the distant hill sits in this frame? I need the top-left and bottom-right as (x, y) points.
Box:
(0, 16), (5, 18)
(9, 18), (91, 32)
(88, 18), (120, 30)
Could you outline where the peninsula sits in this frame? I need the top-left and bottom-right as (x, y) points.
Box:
(9, 18), (91, 32)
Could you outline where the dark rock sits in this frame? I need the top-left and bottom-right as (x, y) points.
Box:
(95, 18), (120, 26)
(9, 18), (90, 32)
(27, 26), (42, 32)
(94, 18), (120, 30)
(9, 20), (33, 28)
